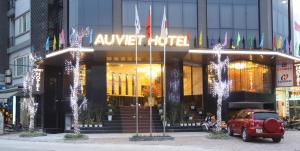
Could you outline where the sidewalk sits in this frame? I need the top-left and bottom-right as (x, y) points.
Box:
(0, 131), (300, 151)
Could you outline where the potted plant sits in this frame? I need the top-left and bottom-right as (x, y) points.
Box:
(107, 111), (113, 121)
(190, 104), (195, 110)
(188, 113), (193, 120)
(196, 122), (201, 126)
(196, 108), (203, 115)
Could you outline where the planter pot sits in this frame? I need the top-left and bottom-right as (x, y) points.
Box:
(71, 124), (74, 128)
(180, 123), (184, 127)
(94, 125), (98, 128)
(196, 122), (201, 126)
(79, 124), (83, 128)
(191, 106), (195, 110)
(167, 123), (171, 127)
(108, 109), (113, 112)
(189, 116), (193, 120)
(192, 123), (196, 126)
(159, 109), (163, 114)
(183, 123), (187, 127)
(108, 115), (112, 121)
(188, 123), (192, 126)
(99, 124), (103, 127)
(89, 124), (93, 127)
(84, 124), (88, 127)
(198, 111), (203, 115)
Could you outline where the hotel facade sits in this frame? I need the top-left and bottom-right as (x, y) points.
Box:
(1, 0), (300, 133)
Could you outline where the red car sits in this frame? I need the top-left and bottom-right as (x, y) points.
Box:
(227, 109), (284, 143)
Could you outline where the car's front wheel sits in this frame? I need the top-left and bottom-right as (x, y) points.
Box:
(227, 126), (233, 136)
(242, 128), (251, 142)
(272, 138), (281, 143)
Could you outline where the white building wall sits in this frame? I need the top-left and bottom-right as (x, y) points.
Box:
(15, 0), (30, 17)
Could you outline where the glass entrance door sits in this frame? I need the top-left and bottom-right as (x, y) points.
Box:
(106, 63), (162, 107)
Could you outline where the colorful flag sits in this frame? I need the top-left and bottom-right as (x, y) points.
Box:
(89, 29), (93, 46)
(135, 4), (141, 35)
(273, 35), (277, 49)
(253, 37), (257, 49)
(45, 36), (49, 51)
(160, 6), (168, 38)
(53, 35), (57, 51)
(259, 33), (264, 48)
(277, 36), (282, 50)
(236, 32), (241, 48)
(199, 31), (203, 48)
(146, 7), (151, 41)
(222, 32), (228, 47)
(295, 21), (300, 32)
(282, 38), (286, 52)
(60, 29), (65, 47)
(247, 35), (253, 49)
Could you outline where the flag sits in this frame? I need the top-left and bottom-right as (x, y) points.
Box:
(210, 38), (215, 48)
(135, 4), (141, 35)
(160, 6), (168, 38)
(282, 38), (286, 52)
(247, 35), (252, 49)
(53, 35), (57, 51)
(295, 21), (300, 32)
(273, 35), (277, 49)
(236, 32), (241, 48)
(146, 7), (151, 40)
(187, 32), (191, 41)
(89, 29), (93, 46)
(222, 32), (227, 47)
(45, 36), (49, 51)
(229, 37), (233, 48)
(199, 31), (203, 48)
(242, 37), (245, 49)
(253, 37), (257, 49)
(277, 36), (282, 49)
(60, 29), (65, 48)
(259, 33), (264, 48)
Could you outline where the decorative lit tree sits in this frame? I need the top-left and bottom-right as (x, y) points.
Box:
(210, 44), (231, 132)
(65, 27), (90, 134)
(22, 53), (42, 131)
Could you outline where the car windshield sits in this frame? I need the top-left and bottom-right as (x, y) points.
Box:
(253, 112), (279, 120)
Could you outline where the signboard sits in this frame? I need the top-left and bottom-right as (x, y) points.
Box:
(0, 113), (3, 135)
(33, 69), (44, 94)
(276, 63), (293, 87)
(94, 34), (189, 47)
(295, 64), (300, 86)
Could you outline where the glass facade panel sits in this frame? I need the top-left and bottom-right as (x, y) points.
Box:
(207, 0), (259, 49)
(228, 61), (272, 93)
(183, 65), (203, 96)
(122, 0), (197, 47)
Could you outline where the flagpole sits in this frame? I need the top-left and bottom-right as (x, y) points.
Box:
(149, 5), (153, 137)
(134, 4), (139, 136)
(135, 20), (139, 137)
(162, 5), (167, 137)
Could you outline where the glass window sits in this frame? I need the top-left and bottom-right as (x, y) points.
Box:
(272, 0), (289, 49)
(227, 61), (272, 93)
(207, 0), (259, 49)
(14, 56), (29, 77)
(183, 65), (203, 96)
(15, 12), (30, 36)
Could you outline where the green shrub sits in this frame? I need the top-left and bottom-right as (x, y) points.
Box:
(19, 131), (47, 137)
(207, 131), (229, 139)
(64, 133), (88, 140)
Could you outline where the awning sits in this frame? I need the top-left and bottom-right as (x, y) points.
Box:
(0, 88), (23, 103)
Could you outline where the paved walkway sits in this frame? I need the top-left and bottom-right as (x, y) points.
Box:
(0, 131), (300, 151)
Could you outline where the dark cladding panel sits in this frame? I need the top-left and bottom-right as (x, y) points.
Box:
(31, 0), (48, 55)
(0, 0), (8, 73)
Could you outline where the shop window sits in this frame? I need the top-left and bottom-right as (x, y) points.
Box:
(228, 61), (272, 93)
(183, 65), (203, 96)
(208, 61), (272, 94)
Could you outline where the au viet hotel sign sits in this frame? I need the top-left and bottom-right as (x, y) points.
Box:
(94, 34), (190, 47)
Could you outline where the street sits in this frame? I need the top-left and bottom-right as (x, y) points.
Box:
(0, 131), (300, 151)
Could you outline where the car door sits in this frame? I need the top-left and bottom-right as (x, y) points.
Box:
(232, 111), (243, 133)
